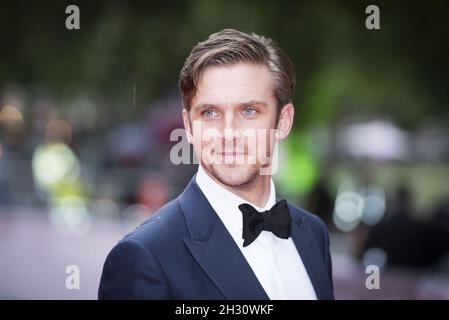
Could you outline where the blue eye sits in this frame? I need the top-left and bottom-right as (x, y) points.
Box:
(242, 108), (257, 116)
(202, 110), (219, 118)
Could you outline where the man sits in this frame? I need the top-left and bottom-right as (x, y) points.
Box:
(98, 29), (334, 300)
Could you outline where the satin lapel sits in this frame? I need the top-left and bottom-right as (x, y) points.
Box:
(288, 204), (334, 300)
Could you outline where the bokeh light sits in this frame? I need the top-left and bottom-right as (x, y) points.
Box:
(32, 143), (80, 191)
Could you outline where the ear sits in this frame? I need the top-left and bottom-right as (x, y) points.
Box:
(276, 103), (294, 141)
(182, 108), (193, 144)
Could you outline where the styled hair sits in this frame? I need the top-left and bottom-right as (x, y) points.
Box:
(179, 28), (295, 114)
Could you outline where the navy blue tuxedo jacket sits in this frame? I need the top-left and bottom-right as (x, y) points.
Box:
(98, 175), (334, 300)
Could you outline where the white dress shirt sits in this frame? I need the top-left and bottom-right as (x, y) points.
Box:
(195, 165), (317, 300)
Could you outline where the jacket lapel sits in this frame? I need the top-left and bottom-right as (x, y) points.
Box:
(178, 176), (269, 300)
(288, 204), (334, 300)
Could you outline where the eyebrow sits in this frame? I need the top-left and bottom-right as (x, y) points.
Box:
(192, 100), (268, 111)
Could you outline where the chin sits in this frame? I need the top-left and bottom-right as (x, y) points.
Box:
(209, 164), (260, 188)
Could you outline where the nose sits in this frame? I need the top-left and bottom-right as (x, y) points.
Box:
(221, 111), (241, 143)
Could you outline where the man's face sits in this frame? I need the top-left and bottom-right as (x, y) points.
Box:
(182, 63), (293, 188)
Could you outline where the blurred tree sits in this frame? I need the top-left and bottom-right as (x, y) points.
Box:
(0, 0), (448, 128)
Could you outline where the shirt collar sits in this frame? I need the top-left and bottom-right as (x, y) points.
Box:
(195, 165), (276, 236)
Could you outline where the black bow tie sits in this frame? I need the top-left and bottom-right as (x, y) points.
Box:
(238, 199), (292, 247)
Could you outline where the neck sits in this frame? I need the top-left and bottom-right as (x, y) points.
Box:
(229, 176), (271, 208)
(205, 168), (272, 208)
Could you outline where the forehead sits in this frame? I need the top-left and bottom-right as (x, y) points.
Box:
(191, 63), (275, 108)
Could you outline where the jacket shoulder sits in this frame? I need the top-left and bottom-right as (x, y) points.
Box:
(120, 198), (187, 249)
